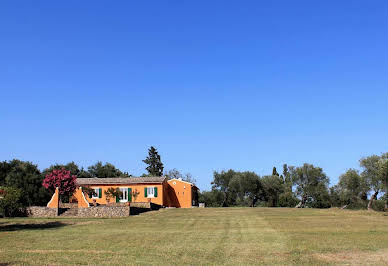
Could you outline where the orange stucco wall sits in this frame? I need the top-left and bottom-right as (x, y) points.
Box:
(166, 179), (195, 208)
(73, 187), (90, 208)
(47, 187), (59, 208)
(81, 183), (166, 206)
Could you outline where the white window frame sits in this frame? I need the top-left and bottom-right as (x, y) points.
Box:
(120, 187), (128, 202)
(147, 187), (155, 198)
(92, 188), (100, 199)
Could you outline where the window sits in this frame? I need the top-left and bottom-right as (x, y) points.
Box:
(147, 187), (155, 197)
(120, 188), (128, 202)
(145, 187), (158, 198)
(92, 188), (100, 199)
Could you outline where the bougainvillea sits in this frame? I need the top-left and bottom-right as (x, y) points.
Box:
(42, 168), (77, 197)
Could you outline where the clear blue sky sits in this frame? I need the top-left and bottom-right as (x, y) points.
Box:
(1, 1), (387, 190)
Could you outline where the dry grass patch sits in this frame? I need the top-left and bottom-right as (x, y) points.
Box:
(314, 248), (388, 265)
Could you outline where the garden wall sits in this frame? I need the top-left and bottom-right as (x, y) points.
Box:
(27, 207), (58, 217)
(78, 206), (130, 217)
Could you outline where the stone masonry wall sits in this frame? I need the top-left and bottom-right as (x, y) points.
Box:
(78, 206), (130, 217)
(27, 207), (58, 217)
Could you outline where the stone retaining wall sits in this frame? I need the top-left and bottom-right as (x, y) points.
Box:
(78, 206), (130, 217)
(59, 203), (78, 208)
(27, 207), (58, 217)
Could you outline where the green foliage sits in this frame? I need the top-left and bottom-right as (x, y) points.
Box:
(211, 170), (265, 207)
(261, 175), (284, 207)
(1, 160), (51, 206)
(0, 186), (23, 217)
(87, 161), (128, 178)
(143, 146), (164, 176)
(290, 163), (330, 208)
(105, 187), (122, 202)
(272, 167), (279, 176)
(198, 190), (224, 207)
(336, 169), (367, 206)
(278, 191), (299, 207)
(82, 186), (97, 197)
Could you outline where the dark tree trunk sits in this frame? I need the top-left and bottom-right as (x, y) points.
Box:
(222, 192), (228, 207)
(367, 191), (379, 211)
(251, 196), (258, 207)
(300, 195), (307, 208)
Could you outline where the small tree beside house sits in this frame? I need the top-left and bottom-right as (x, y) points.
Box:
(105, 188), (122, 204)
(42, 168), (76, 202)
(132, 189), (140, 202)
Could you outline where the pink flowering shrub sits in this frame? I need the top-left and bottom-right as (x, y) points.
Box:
(42, 168), (76, 197)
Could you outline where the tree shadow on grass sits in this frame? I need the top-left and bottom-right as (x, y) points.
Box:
(0, 221), (68, 232)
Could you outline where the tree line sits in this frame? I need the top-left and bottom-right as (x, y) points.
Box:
(0, 146), (194, 216)
(199, 152), (388, 211)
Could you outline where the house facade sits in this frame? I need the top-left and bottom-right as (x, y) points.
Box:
(74, 176), (199, 208)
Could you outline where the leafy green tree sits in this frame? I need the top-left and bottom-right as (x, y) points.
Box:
(360, 155), (384, 210)
(198, 190), (224, 207)
(337, 169), (367, 208)
(142, 146), (164, 176)
(211, 170), (263, 207)
(0, 187), (23, 217)
(278, 164), (297, 207)
(283, 164), (292, 189)
(329, 185), (342, 207)
(290, 163), (330, 208)
(87, 161), (127, 178)
(212, 170), (237, 207)
(272, 167), (280, 176)
(378, 158), (388, 211)
(3, 160), (51, 206)
(261, 175), (284, 207)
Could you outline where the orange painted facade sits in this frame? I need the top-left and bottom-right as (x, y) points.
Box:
(166, 179), (199, 208)
(47, 187), (59, 208)
(73, 187), (90, 208)
(83, 183), (165, 206)
(69, 177), (199, 208)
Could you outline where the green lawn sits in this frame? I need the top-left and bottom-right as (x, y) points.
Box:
(1, 208), (387, 265)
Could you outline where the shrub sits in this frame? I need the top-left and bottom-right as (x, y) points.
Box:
(0, 187), (23, 217)
(372, 200), (386, 212)
(105, 188), (122, 203)
(278, 192), (299, 207)
(42, 168), (76, 202)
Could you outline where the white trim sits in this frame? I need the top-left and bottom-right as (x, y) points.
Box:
(79, 187), (90, 207)
(169, 178), (194, 185)
(146, 186), (155, 198)
(119, 187), (128, 202)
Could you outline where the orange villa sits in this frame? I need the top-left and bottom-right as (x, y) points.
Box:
(73, 176), (199, 208)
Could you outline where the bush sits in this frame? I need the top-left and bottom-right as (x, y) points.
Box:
(0, 187), (24, 217)
(278, 192), (299, 207)
(372, 200), (386, 212)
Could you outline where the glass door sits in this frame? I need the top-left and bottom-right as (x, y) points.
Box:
(120, 188), (128, 202)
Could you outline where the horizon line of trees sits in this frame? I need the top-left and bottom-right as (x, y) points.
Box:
(0, 146), (195, 216)
(199, 152), (388, 211)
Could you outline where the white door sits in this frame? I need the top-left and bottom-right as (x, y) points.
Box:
(120, 188), (128, 202)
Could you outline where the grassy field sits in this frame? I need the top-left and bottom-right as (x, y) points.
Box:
(0, 208), (387, 265)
